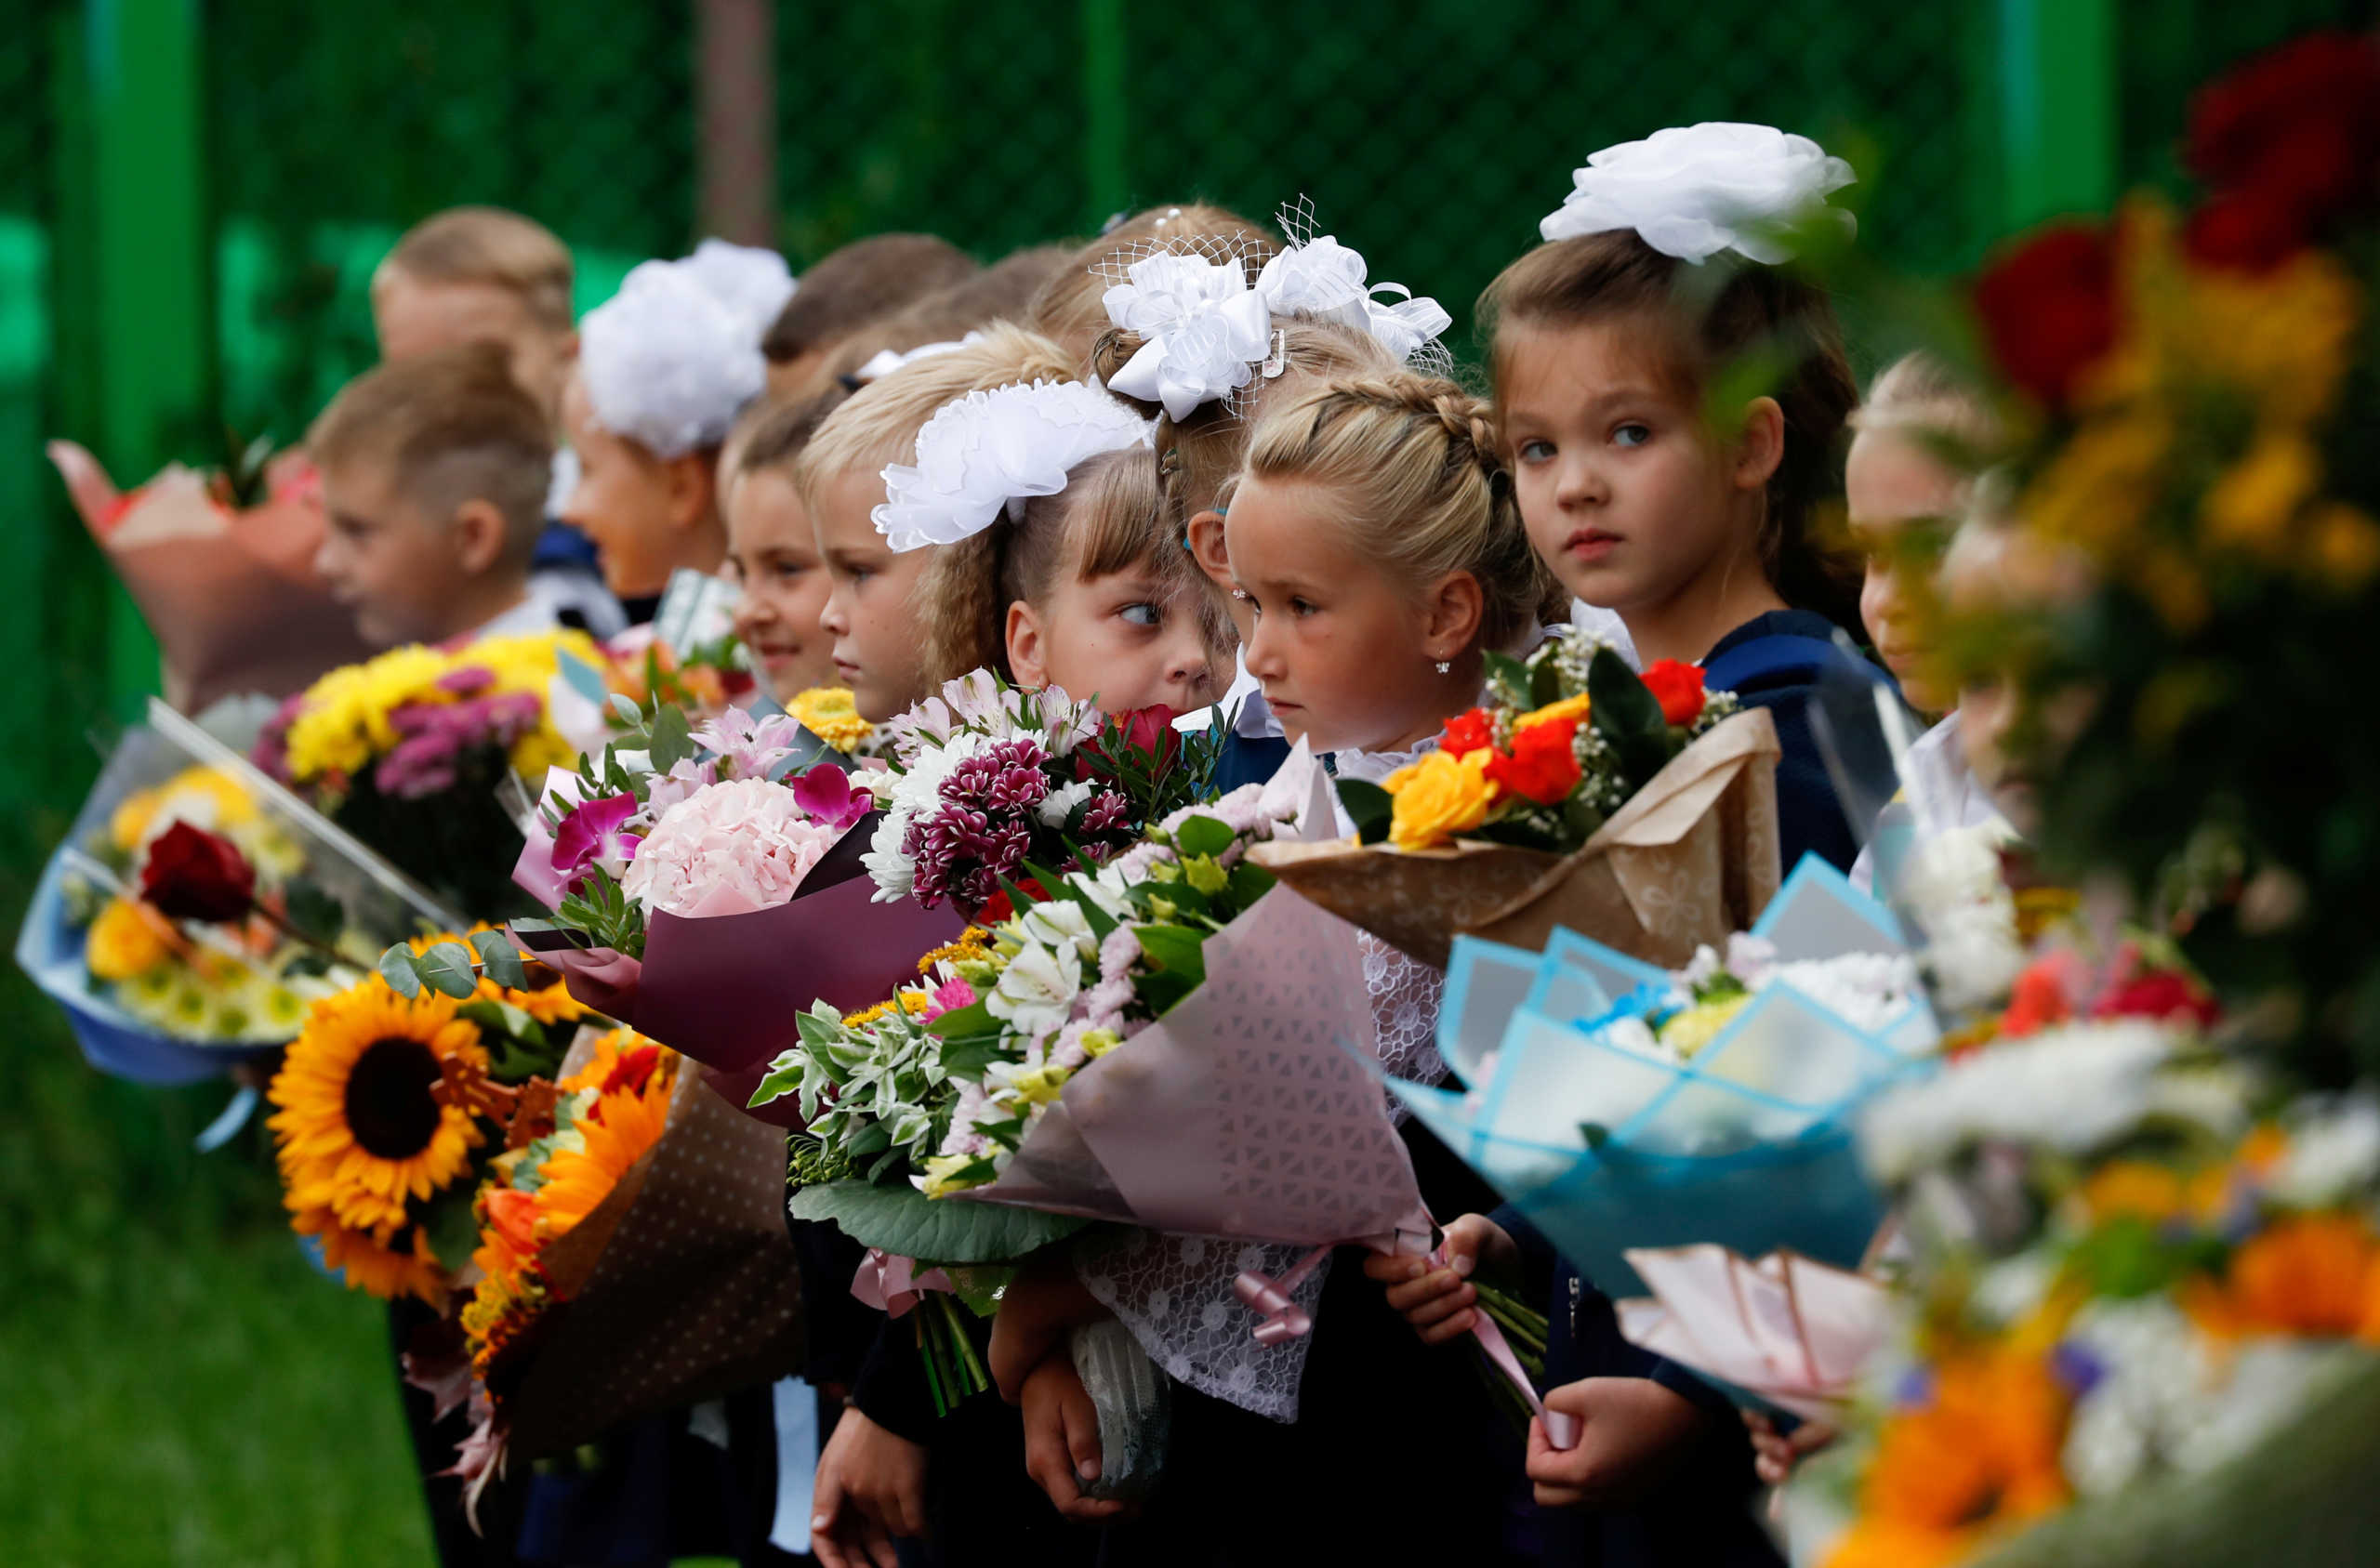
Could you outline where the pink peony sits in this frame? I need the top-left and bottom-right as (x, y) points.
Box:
(621, 776), (840, 918)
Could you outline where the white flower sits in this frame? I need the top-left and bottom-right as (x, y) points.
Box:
(1021, 899), (1099, 962)
(985, 937), (1084, 1041)
(1758, 952), (1920, 1034)
(875, 380), (1152, 552)
(1038, 779), (1094, 827)
(862, 733), (989, 902)
(1924, 906), (2030, 1015)
(2267, 1096), (2380, 1208)
(1540, 122), (1857, 265)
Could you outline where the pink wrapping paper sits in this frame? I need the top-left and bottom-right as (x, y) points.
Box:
(959, 884), (1429, 1249)
(1614, 1245), (1892, 1424)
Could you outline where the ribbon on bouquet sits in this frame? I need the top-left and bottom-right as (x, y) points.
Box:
(852, 1249), (955, 1320)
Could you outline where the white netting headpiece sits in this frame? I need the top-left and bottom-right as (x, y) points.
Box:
(1097, 200), (1451, 421)
(579, 239), (797, 458)
(873, 379), (1155, 552)
(1539, 123), (1856, 266)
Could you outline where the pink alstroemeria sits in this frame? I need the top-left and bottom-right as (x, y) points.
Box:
(550, 792), (642, 892)
(790, 763), (872, 833)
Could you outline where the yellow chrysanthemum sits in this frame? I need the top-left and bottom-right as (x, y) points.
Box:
(534, 1033), (676, 1238)
(789, 686), (875, 754)
(268, 981), (489, 1237)
(109, 766), (258, 851)
(281, 630), (603, 785)
(86, 898), (175, 982)
(917, 927), (995, 975)
(844, 989), (932, 1029)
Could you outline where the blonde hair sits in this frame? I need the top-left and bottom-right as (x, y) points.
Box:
(915, 447), (1186, 687)
(792, 323), (1077, 505)
(308, 343), (554, 567)
(375, 207), (575, 334)
(1852, 350), (2003, 452)
(1027, 204), (1281, 371)
(1244, 374), (1566, 653)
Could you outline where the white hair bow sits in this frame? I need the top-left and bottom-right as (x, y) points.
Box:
(873, 379), (1154, 552)
(1540, 122), (1856, 266)
(580, 240), (797, 458)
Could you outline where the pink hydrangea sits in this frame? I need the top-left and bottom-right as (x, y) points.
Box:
(621, 776), (840, 918)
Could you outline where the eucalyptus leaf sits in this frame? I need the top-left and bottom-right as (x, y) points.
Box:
(471, 929), (527, 990)
(607, 693), (642, 725)
(377, 945), (424, 999)
(648, 703), (696, 772)
(416, 941), (481, 1000)
(786, 1179), (1091, 1264)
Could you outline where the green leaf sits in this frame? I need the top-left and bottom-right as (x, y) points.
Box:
(1587, 647), (1672, 790)
(416, 941), (481, 1000)
(1338, 778), (1395, 846)
(377, 945), (425, 999)
(1483, 650), (1534, 711)
(470, 929), (527, 991)
(926, 999), (996, 1040)
(1529, 655), (1564, 709)
(785, 1179), (1091, 1264)
(747, 1056), (806, 1110)
(938, 1030), (1012, 1081)
(417, 1191), (485, 1274)
(1134, 924), (1207, 978)
(607, 693), (641, 726)
(282, 878), (346, 946)
(1172, 813), (1233, 860)
(648, 702), (696, 771)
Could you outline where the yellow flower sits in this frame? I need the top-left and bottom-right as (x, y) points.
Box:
(918, 928), (995, 975)
(109, 767), (257, 851)
(1183, 856), (1229, 894)
(843, 990), (931, 1029)
(919, 1152), (989, 1198)
(536, 1033), (676, 1238)
(789, 686), (875, 754)
(86, 898), (174, 982)
(2302, 503), (2380, 590)
(2201, 430), (2320, 557)
(1658, 996), (1750, 1060)
(1382, 748), (1500, 851)
(2021, 411), (2172, 560)
(1079, 1028), (1121, 1059)
(281, 630), (601, 785)
(1002, 1064), (1072, 1106)
(1514, 692), (1592, 733)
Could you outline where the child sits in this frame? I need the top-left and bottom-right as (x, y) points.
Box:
(561, 240), (795, 619)
(993, 373), (1562, 1566)
(1484, 123), (1896, 874)
(307, 344), (555, 648)
(1027, 202), (1280, 371)
(371, 205), (623, 637)
(891, 379), (1218, 713)
(789, 324), (1076, 722)
(723, 395), (841, 704)
(761, 231), (980, 402)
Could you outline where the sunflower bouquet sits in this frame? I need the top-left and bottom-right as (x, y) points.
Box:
(254, 628), (613, 918)
(1252, 624), (1785, 968)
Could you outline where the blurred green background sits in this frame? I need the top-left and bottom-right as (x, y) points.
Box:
(0, 1), (2364, 1561)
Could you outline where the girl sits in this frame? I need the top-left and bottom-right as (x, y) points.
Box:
(562, 241), (795, 621)
(724, 395), (840, 704)
(896, 381), (1219, 715)
(1484, 123), (1897, 873)
(992, 373), (1563, 1567)
(1026, 202), (1281, 372)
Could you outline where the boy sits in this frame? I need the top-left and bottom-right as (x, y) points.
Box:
(760, 231), (978, 402)
(309, 345), (556, 647)
(372, 205), (623, 635)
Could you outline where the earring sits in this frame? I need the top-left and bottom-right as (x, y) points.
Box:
(1434, 658), (1451, 676)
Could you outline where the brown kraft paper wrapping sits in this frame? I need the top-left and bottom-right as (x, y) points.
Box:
(1250, 706), (1783, 968)
(501, 1038), (806, 1461)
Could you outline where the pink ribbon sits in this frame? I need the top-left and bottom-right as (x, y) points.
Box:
(1232, 1245), (1332, 1345)
(1428, 1241), (1577, 1450)
(851, 1249), (954, 1320)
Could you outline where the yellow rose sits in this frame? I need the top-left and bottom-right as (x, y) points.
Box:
(86, 898), (174, 982)
(1382, 748), (1500, 852)
(1514, 692), (1592, 733)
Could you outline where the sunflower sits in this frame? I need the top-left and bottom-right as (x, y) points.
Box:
(534, 1032), (676, 1238)
(269, 981), (490, 1236)
(290, 1200), (447, 1303)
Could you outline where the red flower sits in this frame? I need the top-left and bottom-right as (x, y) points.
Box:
(601, 1043), (666, 1099)
(1483, 720), (1581, 807)
(2000, 958), (2076, 1038)
(2184, 188), (2312, 272)
(2092, 970), (2221, 1030)
(1441, 708), (1498, 757)
(138, 821), (257, 924)
(1640, 661), (1707, 726)
(1974, 224), (2119, 411)
(2187, 32), (2380, 228)
(1077, 705), (1179, 783)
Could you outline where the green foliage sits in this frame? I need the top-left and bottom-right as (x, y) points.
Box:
(1587, 646), (1673, 791)
(1338, 779), (1395, 846)
(785, 1179), (1090, 1265)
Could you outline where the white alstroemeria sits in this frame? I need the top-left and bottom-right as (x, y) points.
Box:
(1036, 687), (1103, 757)
(1540, 122), (1857, 266)
(1038, 779), (1095, 827)
(985, 936), (1084, 1041)
(1021, 898), (1100, 963)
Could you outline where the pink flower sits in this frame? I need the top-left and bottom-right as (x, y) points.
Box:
(694, 708), (811, 779)
(621, 777), (840, 917)
(644, 757), (718, 816)
(550, 792), (643, 893)
(790, 763), (872, 833)
(921, 977), (976, 1021)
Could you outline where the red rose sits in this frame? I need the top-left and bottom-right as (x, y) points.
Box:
(1077, 705), (1180, 783)
(1483, 720), (1581, 807)
(1640, 661), (1707, 726)
(2183, 188), (2309, 272)
(1441, 708), (1498, 757)
(138, 821), (257, 924)
(2187, 32), (2380, 225)
(2091, 970), (2221, 1030)
(1974, 224), (2118, 411)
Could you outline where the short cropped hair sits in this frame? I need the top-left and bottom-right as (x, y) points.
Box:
(308, 343), (555, 566)
(375, 206), (575, 334)
(761, 233), (979, 364)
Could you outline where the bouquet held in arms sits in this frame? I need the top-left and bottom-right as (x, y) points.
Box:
(1254, 624), (1783, 967)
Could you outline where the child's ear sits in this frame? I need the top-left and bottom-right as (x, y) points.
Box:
(1733, 396), (1787, 492)
(452, 498), (511, 575)
(663, 451), (720, 533)
(1005, 600), (1049, 690)
(1186, 510), (1230, 587)
(1421, 571), (1486, 663)
(557, 328), (581, 365)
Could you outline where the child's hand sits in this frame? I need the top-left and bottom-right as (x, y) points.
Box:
(1525, 1377), (1710, 1510)
(1019, 1355), (1133, 1524)
(810, 1406), (929, 1568)
(989, 1252), (1108, 1402)
(1745, 1410), (1836, 1485)
(1361, 1212), (1517, 1344)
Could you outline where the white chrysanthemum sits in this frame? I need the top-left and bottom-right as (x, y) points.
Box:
(861, 733), (990, 903)
(874, 380), (1153, 552)
(2267, 1096), (2380, 1208)
(1540, 122), (1857, 265)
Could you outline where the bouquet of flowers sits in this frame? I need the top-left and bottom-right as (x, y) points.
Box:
(257, 629), (612, 918)
(1614, 1245), (1896, 1425)
(267, 936), (583, 1302)
(547, 569), (760, 746)
(16, 698), (458, 1083)
(47, 436), (375, 711)
(430, 1025), (805, 1487)
(1253, 625), (1783, 967)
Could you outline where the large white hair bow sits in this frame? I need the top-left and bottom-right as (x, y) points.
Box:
(1253, 235), (1454, 367)
(579, 240), (797, 458)
(873, 380), (1154, 552)
(1539, 123), (1856, 265)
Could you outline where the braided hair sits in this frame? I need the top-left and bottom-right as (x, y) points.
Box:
(1242, 373), (1567, 652)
